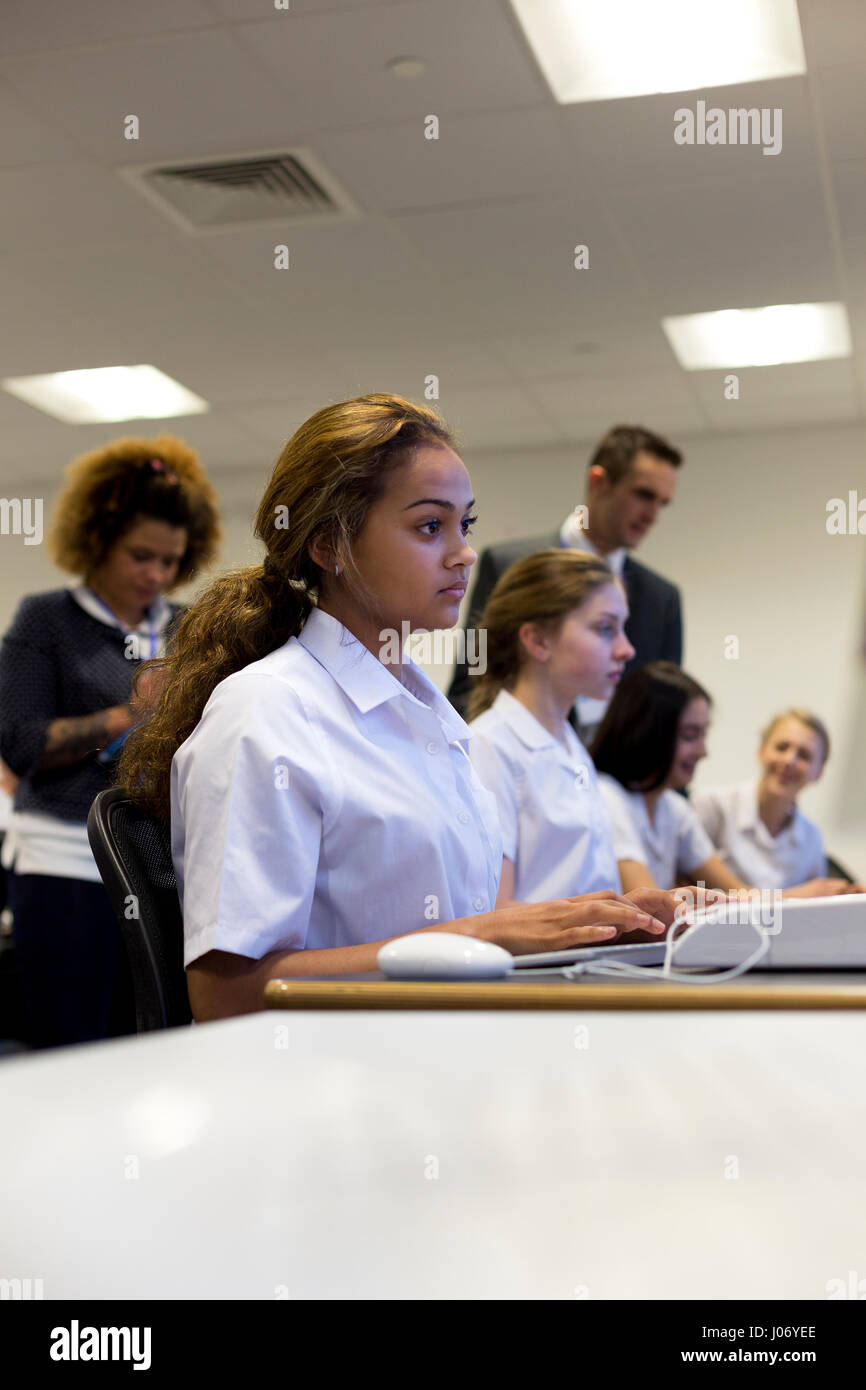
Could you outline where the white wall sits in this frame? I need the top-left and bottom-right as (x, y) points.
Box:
(2, 421), (864, 873)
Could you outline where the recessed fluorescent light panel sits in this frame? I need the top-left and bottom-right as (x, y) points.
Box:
(509, 0), (806, 103)
(662, 303), (852, 370)
(1, 365), (210, 423)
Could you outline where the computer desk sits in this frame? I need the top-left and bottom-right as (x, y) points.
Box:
(1, 976), (866, 1298)
(264, 968), (866, 1010)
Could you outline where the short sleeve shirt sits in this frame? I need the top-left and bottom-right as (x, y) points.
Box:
(691, 780), (826, 888)
(171, 606), (503, 966)
(598, 774), (715, 889)
(468, 689), (628, 901)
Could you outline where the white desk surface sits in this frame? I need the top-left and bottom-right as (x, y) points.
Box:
(1, 1007), (864, 1299)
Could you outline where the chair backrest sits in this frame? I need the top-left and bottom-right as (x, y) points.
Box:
(826, 853), (857, 885)
(87, 787), (191, 1032)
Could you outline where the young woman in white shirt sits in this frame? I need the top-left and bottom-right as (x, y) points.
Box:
(118, 396), (673, 1021)
(692, 709), (864, 891)
(465, 548), (648, 907)
(592, 664), (857, 897)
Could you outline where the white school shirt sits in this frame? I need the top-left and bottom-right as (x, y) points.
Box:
(691, 780), (826, 889)
(558, 514), (626, 739)
(467, 689), (630, 902)
(172, 605), (503, 968)
(1, 586), (174, 882)
(597, 773), (715, 890)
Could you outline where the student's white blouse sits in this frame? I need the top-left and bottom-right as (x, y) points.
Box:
(691, 780), (826, 889)
(468, 689), (629, 902)
(598, 773), (715, 890)
(171, 606), (503, 968)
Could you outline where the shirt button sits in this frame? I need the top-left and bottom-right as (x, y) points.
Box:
(426, 741), (438, 754)
(458, 811), (470, 824)
(473, 897), (485, 911)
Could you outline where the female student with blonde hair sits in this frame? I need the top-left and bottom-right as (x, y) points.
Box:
(118, 396), (671, 1022)
(592, 663), (859, 896)
(691, 708), (860, 890)
(465, 548), (646, 907)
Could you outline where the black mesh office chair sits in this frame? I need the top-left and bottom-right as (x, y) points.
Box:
(87, 787), (192, 1033)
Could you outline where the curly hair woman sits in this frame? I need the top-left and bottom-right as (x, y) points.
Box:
(0, 435), (221, 1049)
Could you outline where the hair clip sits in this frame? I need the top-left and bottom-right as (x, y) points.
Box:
(149, 457), (179, 483)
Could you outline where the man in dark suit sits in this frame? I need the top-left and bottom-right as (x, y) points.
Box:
(448, 424), (683, 741)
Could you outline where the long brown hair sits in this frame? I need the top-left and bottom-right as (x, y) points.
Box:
(116, 394), (455, 819)
(465, 548), (617, 722)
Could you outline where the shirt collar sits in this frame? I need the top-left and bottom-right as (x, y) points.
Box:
(68, 584), (174, 637)
(558, 513), (626, 577)
(297, 606), (472, 745)
(736, 780), (805, 845)
(734, 781), (761, 833)
(490, 687), (575, 754)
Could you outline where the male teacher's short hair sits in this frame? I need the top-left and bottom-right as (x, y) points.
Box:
(590, 425), (683, 487)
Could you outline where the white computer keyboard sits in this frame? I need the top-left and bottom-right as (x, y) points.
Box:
(672, 894), (866, 969)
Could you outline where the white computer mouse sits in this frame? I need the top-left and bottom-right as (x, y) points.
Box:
(377, 931), (514, 980)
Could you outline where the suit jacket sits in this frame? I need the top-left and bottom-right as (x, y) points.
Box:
(447, 530), (682, 721)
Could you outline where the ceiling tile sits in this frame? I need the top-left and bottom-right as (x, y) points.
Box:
(233, 0), (549, 129)
(0, 0), (216, 56)
(0, 29), (295, 165)
(392, 196), (646, 333)
(814, 62), (866, 162)
(830, 159), (866, 242)
(0, 161), (182, 251)
(317, 106), (599, 213)
(490, 321), (678, 380)
(0, 0), (863, 461)
(686, 359), (861, 430)
(0, 80), (84, 165)
(416, 383), (565, 451)
(605, 168), (838, 313)
(559, 77), (819, 187)
(195, 216), (435, 316)
(525, 371), (708, 441)
(797, 0), (866, 68)
(212, 0), (404, 13)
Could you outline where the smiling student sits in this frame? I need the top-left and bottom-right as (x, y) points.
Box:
(464, 549), (646, 906)
(691, 709), (860, 891)
(117, 396), (670, 1021)
(592, 664), (857, 897)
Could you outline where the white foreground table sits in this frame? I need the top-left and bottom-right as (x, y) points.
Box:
(0, 1008), (864, 1299)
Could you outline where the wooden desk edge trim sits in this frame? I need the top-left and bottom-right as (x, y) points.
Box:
(263, 980), (866, 1011)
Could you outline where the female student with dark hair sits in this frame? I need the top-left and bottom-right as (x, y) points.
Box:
(591, 662), (858, 897)
(465, 548), (646, 906)
(118, 396), (673, 1022)
(0, 435), (221, 1048)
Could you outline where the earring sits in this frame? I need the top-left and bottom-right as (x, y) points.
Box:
(335, 564), (340, 576)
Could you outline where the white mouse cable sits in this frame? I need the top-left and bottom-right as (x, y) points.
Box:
(560, 909), (771, 985)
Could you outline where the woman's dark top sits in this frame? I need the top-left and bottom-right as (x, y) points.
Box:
(0, 589), (184, 823)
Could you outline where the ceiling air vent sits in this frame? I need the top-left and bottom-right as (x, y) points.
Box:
(119, 148), (360, 233)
